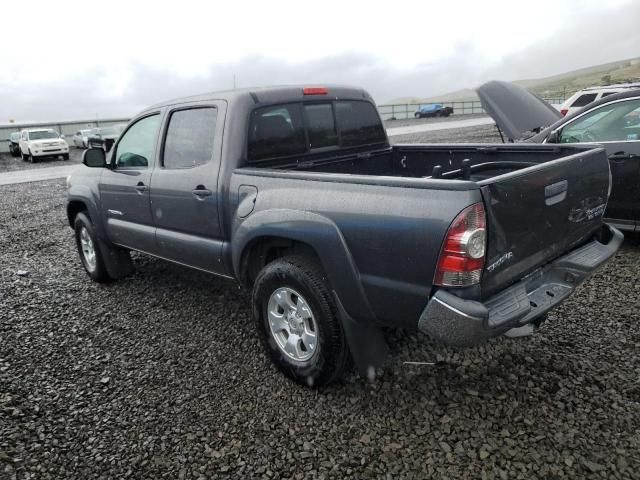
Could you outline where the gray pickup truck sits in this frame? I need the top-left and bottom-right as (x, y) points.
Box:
(66, 85), (622, 386)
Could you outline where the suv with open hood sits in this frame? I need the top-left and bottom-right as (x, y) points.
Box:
(478, 80), (640, 232)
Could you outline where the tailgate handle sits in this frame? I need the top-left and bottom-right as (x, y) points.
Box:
(545, 180), (568, 206)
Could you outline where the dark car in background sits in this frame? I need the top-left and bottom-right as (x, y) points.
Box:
(8, 132), (21, 156)
(414, 103), (454, 118)
(478, 80), (640, 232)
(87, 124), (126, 151)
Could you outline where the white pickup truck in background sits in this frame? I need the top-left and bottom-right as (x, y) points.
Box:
(19, 128), (70, 163)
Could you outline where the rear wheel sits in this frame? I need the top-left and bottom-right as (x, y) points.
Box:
(252, 255), (351, 387)
(74, 212), (111, 283)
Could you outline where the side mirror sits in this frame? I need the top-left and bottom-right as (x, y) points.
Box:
(547, 130), (560, 143)
(83, 147), (107, 168)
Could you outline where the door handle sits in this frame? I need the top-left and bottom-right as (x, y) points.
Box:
(192, 187), (213, 198)
(135, 182), (148, 193)
(544, 180), (568, 206)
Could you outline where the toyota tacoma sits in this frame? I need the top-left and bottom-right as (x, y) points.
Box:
(66, 85), (622, 387)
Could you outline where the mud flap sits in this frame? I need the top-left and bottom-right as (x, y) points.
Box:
(97, 238), (135, 280)
(333, 292), (388, 378)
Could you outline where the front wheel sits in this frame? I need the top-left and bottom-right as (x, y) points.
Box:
(252, 256), (351, 387)
(74, 212), (111, 283)
(62, 154), (70, 160)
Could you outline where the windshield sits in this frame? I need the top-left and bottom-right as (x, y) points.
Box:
(29, 130), (59, 140)
(560, 99), (640, 143)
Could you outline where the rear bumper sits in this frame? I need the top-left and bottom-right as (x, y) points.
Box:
(418, 224), (623, 346)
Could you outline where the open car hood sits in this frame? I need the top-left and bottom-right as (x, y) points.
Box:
(476, 81), (562, 141)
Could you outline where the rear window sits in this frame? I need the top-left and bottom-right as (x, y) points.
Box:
(336, 101), (387, 147)
(304, 103), (338, 149)
(247, 100), (386, 162)
(571, 93), (597, 108)
(248, 104), (306, 161)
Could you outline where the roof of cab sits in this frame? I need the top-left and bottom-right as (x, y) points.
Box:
(144, 84), (373, 111)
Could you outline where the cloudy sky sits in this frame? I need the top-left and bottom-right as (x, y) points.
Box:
(2, 0), (638, 122)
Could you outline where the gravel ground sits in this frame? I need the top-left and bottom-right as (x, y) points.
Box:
(0, 148), (84, 173)
(1, 126), (639, 479)
(383, 114), (488, 130)
(390, 124), (503, 144)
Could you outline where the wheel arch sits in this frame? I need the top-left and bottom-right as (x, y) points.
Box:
(67, 200), (88, 227)
(232, 209), (376, 322)
(66, 186), (105, 238)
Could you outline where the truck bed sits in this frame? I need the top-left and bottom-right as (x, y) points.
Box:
(257, 144), (586, 183)
(240, 142), (611, 302)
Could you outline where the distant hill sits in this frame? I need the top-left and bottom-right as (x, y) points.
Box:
(388, 56), (640, 104)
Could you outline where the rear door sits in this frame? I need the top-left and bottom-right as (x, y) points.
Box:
(99, 113), (162, 252)
(479, 146), (610, 298)
(148, 101), (227, 274)
(556, 96), (640, 230)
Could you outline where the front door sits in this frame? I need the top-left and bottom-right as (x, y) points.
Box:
(99, 113), (162, 252)
(558, 97), (640, 230)
(149, 103), (226, 274)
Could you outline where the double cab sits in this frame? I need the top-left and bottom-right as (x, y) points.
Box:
(66, 85), (622, 387)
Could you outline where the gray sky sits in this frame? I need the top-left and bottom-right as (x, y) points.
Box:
(2, 0), (638, 122)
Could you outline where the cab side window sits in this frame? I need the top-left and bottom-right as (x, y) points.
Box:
(163, 108), (217, 169)
(114, 114), (161, 168)
(560, 99), (640, 143)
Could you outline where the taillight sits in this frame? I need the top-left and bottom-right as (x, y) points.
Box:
(434, 203), (486, 287)
(560, 108), (568, 116)
(303, 87), (328, 95)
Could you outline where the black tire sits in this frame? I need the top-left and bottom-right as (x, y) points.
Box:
(252, 255), (351, 387)
(414, 113), (420, 118)
(63, 153), (70, 160)
(28, 151), (35, 163)
(21, 151), (28, 162)
(73, 212), (111, 283)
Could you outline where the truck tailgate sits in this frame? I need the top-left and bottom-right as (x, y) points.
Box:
(479, 146), (611, 298)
